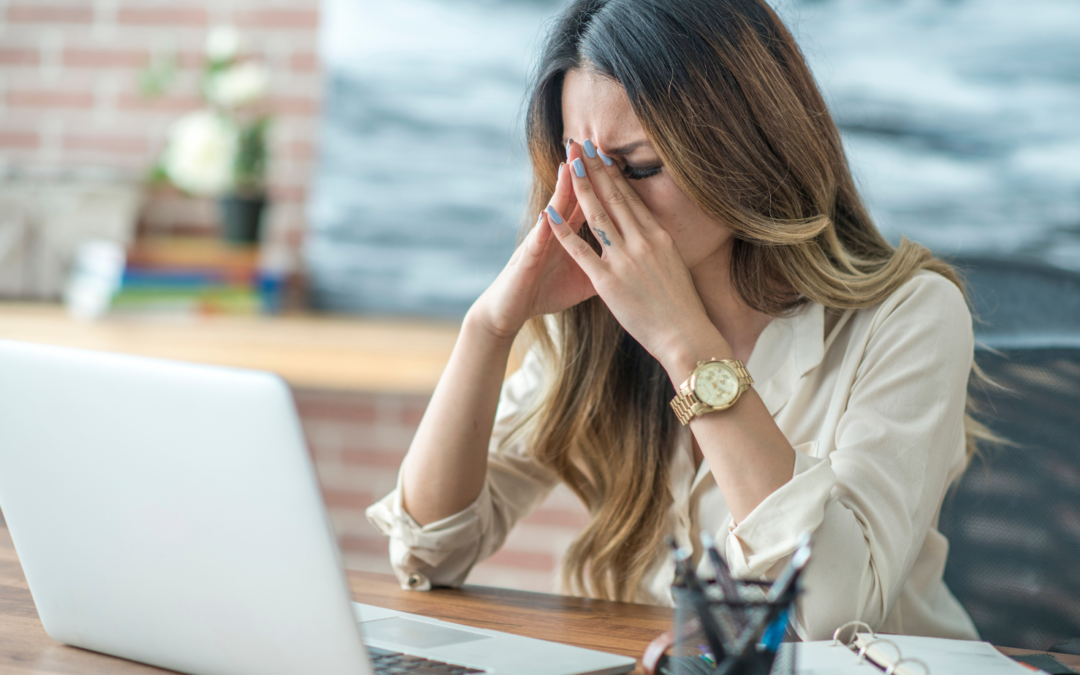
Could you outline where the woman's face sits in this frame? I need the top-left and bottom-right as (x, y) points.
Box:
(560, 68), (732, 273)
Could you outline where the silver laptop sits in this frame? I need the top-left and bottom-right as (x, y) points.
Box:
(0, 339), (635, 675)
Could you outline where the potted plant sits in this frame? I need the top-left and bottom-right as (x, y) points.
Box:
(144, 27), (272, 244)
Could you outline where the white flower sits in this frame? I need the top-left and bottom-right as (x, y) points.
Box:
(206, 61), (270, 109)
(206, 26), (242, 64)
(163, 110), (238, 196)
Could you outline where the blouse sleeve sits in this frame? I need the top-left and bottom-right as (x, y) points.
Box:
(722, 273), (974, 639)
(365, 346), (560, 591)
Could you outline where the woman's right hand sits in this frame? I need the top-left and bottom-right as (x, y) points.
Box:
(469, 162), (596, 340)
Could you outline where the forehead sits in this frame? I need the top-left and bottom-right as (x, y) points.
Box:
(561, 68), (645, 144)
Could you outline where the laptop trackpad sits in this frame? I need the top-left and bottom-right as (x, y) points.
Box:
(361, 617), (492, 650)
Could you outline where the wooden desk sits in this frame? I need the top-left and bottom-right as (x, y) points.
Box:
(1, 527), (1077, 674)
(0, 302), (462, 394)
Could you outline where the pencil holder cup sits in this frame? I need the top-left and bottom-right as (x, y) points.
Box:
(642, 535), (810, 675)
(660, 585), (795, 675)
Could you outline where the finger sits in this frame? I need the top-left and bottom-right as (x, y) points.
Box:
(511, 211), (549, 268)
(594, 143), (659, 233)
(565, 203), (586, 232)
(545, 205), (605, 280)
(527, 210), (553, 256)
(567, 141), (628, 248)
(524, 162), (576, 253)
(579, 139), (644, 232)
(549, 162), (579, 228)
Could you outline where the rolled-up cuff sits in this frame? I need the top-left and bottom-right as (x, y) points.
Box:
(725, 449), (836, 578)
(365, 473), (493, 589)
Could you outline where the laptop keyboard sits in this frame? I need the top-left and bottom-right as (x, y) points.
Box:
(367, 646), (487, 674)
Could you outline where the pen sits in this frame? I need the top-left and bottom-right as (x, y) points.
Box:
(700, 532), (740, 604)
(759, 607), (789, 652)
(668, 538), (727, 663)
(765, 534), (812, 603)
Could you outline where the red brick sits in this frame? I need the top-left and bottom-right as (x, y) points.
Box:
(340, 448), (406, 468)
(322, 488), (375, 511)
(177, 50), (208, 70)
(7, 4), (93, 24)
(0, 131), (39, 149)
(63, 133), (149, 154)
(117, 93), (202, 112)
(117, 6), (207, 26)
(0, 48), (40, 66)
(7, 89), (95, 109)
(284, 228), (306, 247)
(295, 399), (378, 422)
(289, 52), (320, 72)
(63, 48), (148, 69)
(281, 139), (316, 161)
(268, 96), (320, 116)
(237, 9), (319, 29)
(398, 401), (428, 427)
(339, 534), (388, 555)
(523, 508), (589, 528)
(270, 183), (308, 203)
(485, 549), (556, 571)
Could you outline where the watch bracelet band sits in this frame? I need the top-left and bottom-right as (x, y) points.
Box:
(669, 359), (753, 425)
(669, 392), (699, 426)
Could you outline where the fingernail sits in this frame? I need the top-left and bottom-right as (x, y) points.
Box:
(565, 139), (572, 158)
(545, 205), (563, 224)
(536, 212), (544, 226)
(583, 139), (597, 158)
(572, 158), (585, 177)
(597, 149), (614, 166)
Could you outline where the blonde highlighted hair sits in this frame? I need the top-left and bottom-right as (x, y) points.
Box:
(508, 0), (993, 603)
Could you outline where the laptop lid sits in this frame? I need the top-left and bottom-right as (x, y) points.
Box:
(0, 340), (372, 675)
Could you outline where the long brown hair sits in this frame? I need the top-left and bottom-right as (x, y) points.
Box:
(510, 0), (992, 603)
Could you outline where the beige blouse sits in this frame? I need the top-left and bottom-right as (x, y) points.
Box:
(367, 270), (981, 641)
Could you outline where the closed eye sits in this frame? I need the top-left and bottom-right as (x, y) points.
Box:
(622, 163), (662, 180)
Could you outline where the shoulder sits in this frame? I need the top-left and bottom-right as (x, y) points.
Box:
(875, 269), (967, 318)
(853, 269), (974, 365)
(864, 269), (970, 334)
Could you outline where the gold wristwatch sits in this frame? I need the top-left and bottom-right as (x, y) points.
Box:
(669, 358), (754, 425)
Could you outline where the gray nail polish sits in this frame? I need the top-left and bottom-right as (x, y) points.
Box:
(572, 158), (585, 177)
(598, 149), (614, 166)
(583, 139), (597, 158)
(545, 205), (563, 224)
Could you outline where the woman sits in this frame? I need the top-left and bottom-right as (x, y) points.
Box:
(368, 0), (987, 640)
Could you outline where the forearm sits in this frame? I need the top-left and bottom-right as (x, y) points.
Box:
(400, 309), (516, 526)
(690, 389), (796, 524)
(661, 331), (796, 525)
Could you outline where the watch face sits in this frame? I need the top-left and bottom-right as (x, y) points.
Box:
(694, 362), (740, 407)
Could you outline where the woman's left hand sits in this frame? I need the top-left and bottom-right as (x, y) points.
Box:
(546, 141), (726, 375)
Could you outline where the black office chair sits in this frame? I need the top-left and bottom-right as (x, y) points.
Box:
(937, 256), (1080, 651)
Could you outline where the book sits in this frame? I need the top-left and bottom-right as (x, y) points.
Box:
(110, 238), (269, 316)
(796, 624), (1037, 675)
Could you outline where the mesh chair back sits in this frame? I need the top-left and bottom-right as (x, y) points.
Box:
(938, 256), (1080, 650)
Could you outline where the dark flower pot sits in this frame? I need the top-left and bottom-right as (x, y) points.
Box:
(219, 193), (268, 244)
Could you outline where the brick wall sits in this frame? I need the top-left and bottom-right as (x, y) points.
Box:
(0, 0), (321, 248)
(0, 0), (583, 596)
(294, 388), (590, 594)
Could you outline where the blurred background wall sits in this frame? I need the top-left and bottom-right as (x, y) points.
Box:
(0, 0), (321, 249)
(309, 0), (1079, 319)
(309, 0), (562, 316)
(779, 0), (1080, 270)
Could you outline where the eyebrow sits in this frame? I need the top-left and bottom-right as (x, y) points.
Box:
(603, 141), (650, 156)
(562, 139), (651, 156)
